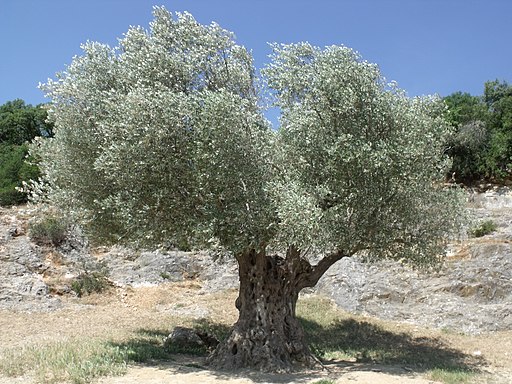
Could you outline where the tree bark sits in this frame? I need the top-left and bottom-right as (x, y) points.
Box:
(207, 247), (347, 372)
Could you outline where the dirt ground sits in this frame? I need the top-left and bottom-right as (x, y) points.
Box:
(96, 359), (443, 384)
(1, 282), (511, 384)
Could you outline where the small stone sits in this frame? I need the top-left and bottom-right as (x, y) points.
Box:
(8, 226), (22, 237)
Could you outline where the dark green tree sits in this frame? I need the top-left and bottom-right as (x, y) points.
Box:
(482, 80), (512, 177)
(445, 81), (512, 182)
(0, 99), (52, 145)
(0, 143), (40, 205)
(444, 92), (487, 127)
(444, 92), (488, 181)
(0, 99), (50, 205)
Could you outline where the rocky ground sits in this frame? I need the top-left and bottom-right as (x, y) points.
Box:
(1, 188), (512, 383)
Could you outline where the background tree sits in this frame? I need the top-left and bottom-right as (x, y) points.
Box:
(482, 80), (512, 178)
(0, 99), (52, 145)
(0, 99), (50, 205)
(444, 92), (489, 181)
(33, 7), (465, 371)
(444, 81), (512, 182)
(0, 143), (40, 205)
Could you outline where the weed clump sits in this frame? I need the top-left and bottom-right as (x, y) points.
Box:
(71, 271), (109, 297)
(29, 213), (69, 246)
(71, 260), (110, 297)
(470, 220), (497, 237)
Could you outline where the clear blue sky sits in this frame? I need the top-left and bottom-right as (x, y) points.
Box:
(1, 0), (511, 111)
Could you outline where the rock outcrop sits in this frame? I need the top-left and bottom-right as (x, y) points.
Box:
(316, 187), (512, 334)
(0, 207), (61, 311)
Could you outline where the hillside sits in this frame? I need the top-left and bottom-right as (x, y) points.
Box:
(1, 189), (512, 383)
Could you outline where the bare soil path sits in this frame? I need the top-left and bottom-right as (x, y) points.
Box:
(96, 359), (442, 384)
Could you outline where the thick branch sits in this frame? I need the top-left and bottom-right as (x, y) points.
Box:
(298, 249), (349, 289)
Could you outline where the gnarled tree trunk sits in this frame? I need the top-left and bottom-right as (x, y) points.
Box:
(208, 247), (347, 372)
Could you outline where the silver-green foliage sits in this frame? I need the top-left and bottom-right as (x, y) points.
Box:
(33, 7), (464, 265)
(264, 43), (465, 264)
(35, 7), (275, 251)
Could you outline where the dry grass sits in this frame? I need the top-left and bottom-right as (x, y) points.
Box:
(0, 340), (127, 384)
(297, 297), (483, 383)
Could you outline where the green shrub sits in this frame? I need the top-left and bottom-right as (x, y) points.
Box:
(71, 271), (110, 297)
(0, 187), (26, 206)
(71, 259), (110, 297)
(29, 213), (69, 246)
(470, 219), (497, 237)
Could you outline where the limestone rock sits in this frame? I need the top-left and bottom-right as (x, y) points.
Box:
(163, 326), (219, 352)
(102, 247), (207, 287)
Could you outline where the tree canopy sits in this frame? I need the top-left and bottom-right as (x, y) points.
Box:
(32, 7), (465, 371)
(264, 43), (463, 265)
(36, 9), (273, 250)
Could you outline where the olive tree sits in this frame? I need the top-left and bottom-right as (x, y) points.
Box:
(33, 7), (465, 372)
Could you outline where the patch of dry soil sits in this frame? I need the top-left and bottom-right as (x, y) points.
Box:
(96, 359), (442, 384)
